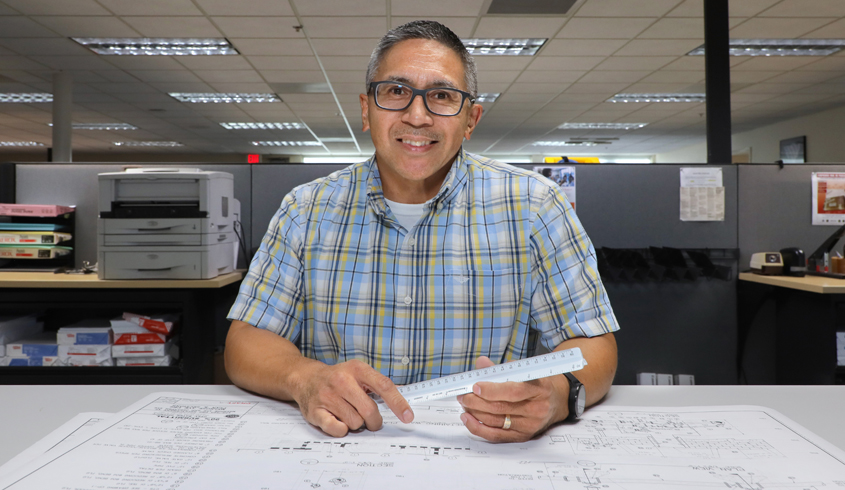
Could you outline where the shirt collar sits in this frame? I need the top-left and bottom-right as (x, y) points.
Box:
(366, 147), (469, 214)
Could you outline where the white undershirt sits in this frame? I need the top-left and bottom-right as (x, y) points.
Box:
(384, 198), (426, 231)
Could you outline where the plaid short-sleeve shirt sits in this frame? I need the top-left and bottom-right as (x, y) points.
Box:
(228, 149), (619, 385)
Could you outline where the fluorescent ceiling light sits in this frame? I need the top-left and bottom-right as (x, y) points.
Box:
(113, 141), (183, 147)
(72, 38), (238, 56)
(608, 93), (706, 103)
(0, 93), (52, 103)
(533, 141), (599, 147)
(251, 141), (322, 147)
(688, 39), (845, 57)
(48, 123), (137, 130)
(0, 141), (44, 147)
(170, 93), (281, 103)
(558, 122), (647, 130)
(475, 93), (500, 103)
(220, 122), (304, 130)
(462, 38), (546, 56)
(319, 137), (355, 143)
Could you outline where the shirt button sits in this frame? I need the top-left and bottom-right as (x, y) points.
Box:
(404, 296), (412, 305)
(407, 238), (416, 247)
(401, 356), (410, 365)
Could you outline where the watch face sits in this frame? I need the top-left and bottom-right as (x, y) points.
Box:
(575, 386), (586, 417)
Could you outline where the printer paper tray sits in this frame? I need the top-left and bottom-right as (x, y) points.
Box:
(100, 231), (236, 247)
(100, 218), (230, 235)
(98, 243), (235, 280)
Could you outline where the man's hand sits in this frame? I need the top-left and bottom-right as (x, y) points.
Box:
(457, 356), (565, 443)
(292, 359), (415, 437)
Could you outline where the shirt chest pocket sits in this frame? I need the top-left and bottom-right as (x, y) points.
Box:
(436, 267), (524, 359)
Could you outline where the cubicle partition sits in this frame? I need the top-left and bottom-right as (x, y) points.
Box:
(7, 161), (759, 385)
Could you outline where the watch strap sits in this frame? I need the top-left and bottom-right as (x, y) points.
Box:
(563, 372), (583, 421)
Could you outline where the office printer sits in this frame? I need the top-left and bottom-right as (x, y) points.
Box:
(97, 168), (239, 280)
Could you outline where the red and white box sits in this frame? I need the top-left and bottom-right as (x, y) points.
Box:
(58, 344), (111, 359)
(112, 340), (174, 358)
(0, 204), (75, 217)
(116, 355), (172, 367)
(122, 312), (179, 335)
(111, 318), (167, 344)
(64, 356), (114, 367)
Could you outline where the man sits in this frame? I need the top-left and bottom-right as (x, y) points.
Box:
(226, 20), (619, 443)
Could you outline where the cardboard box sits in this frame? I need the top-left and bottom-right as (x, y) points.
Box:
(112, 340), (173, 358)
(64, 356), (114, 367)
(57, 327), (113, 346)
(116, 355), (172, 367)
(1, 356), (61, 366)
(58, 344), (112, 360)
(114, 332), (167, 345)
(6, 332), (59, 358)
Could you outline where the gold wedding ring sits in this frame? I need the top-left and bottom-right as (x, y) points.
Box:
(502, 414), (512, 430)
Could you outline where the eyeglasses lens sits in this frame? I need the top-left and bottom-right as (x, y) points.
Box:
(375, 83), (463, 116)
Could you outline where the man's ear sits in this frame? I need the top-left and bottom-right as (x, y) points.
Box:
(359, 93), (370, 132)
(463, 103), (483, 140)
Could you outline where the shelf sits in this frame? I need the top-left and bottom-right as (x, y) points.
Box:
(0, 270), (244, 289)
(0, 366), (184, 384)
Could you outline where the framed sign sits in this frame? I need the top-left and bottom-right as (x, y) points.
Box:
(780, 136), (806, 164)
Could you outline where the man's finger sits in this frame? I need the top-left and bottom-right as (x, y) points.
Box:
(472, 379), (539, 403)
(361, 369), (414, 424)
(459, 411), (526, 443)
(312, 408), (352, 438)
(475, 355), (495, 370)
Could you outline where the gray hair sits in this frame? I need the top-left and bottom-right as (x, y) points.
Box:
(365, 20), (478, 99)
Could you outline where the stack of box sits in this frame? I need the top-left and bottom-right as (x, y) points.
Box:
(111, 312), (179, 366)
(4, 333), (59, 366)
(837, 332), (845, 366)
(57, 320), (114, 366)
(0, 314), (53, 366)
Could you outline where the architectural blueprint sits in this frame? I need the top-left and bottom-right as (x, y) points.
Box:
(1, 392), (844, 490)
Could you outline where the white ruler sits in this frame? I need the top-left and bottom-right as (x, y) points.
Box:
(372, 347), (587, 410)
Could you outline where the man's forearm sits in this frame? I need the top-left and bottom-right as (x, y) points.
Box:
(224, 320), (322, 402)
(550, 332), (618, 422)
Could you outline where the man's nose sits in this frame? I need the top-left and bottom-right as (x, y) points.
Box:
(403, 93), (432, 125)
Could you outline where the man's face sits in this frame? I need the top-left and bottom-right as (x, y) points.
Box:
(360, 38), (482, 199)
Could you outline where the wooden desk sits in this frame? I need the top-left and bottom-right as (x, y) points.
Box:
(0, 271), (244, 385)
(739, 272), (845, 294)
(738, 272), (842, 384)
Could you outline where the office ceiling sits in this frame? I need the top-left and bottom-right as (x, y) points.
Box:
(1, 0), (845, 158)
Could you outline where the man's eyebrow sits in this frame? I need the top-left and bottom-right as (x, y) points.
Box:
(384, 75), (460, 90)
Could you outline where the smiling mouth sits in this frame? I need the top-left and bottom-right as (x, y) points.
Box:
(399, 139), (437, 147)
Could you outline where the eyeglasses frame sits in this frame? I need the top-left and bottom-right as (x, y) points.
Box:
(367, 81), (476, 117)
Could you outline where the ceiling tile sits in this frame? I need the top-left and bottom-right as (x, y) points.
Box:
(0, 55), (48, 70)
(194, 70), (264, 83)
(391, 0), (485, 17)
(763, 71), (841, 84)
(496, 93), (555, 103)
(391, 17), (476, 37)
(614, 39), (702, 56)
(121, 16), (222, 37)
(324, 70), (366, 83)
(262, 70), (325, 83)
(0, 17), (61, 37)
(802, 56), (845, 71)
(729, 18), (833, 38)
(105, 57), (187, 70)
(575, 0), (683, 17)
(637, 18), (703, 39)
(593, 56), (677, 71)
(623, 82), (704, 93)
(638, 71), (704, 83)
(2, 0), (110, 15)
(474, 16), (566, 38)
(729, 71), (780, 83)
(212, 17), (303, 38)
(176, 56), (254, 70)
(310, 38), (380, 57)
(578, 70), (651, 83)
(301, 17), (386, 38)
(97, 0), (203, 16)
(557, 17), (655, 39)
(515, 70), (584, 83)
(803, 18), (845, 38)
(541, 39), (627, 56)
(564, 82), (632, 94)
(0, 38), (91, 56)
(507, 82), (569, 93)
(318, 56), (371, 71)
(474, 57), (534, 71)
(208, 82), (273, 92)
(527, 56), (606, 71)
(295, 0), (385, 16)
(129, 70), (204, 83)
(660, 56), (704, 70)
(735, 83), (811, 94)
(666, 0), (702, 17)
(193, 0), (294, 16)
(230, 38), (312, 56)
(758, 0), (845, 17)
(247, 56), (320, 71)
(29, 55), (116, 70)
(31, 16), (139, 37)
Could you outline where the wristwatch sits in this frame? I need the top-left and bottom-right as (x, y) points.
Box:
(564, 372), (585, 421)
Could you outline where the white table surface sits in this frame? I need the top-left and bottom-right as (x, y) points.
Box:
(2, 384), (844, 466)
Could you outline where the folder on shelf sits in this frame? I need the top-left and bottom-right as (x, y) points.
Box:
(0, 231), (72, 245)
(0, 204), (75, 217)
(0, 245), (72, 259)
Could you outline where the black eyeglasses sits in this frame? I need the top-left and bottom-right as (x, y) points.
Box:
(368, 81), (475, 117)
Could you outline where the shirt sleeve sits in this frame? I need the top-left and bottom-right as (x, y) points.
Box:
(227, 192), (305, 343)
(528, 185), (620, 350)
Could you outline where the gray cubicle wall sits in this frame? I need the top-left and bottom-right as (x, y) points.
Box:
(738, 164), (845, 268)
(249, 163), (740, 385)
(14, 163), (253, 269)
